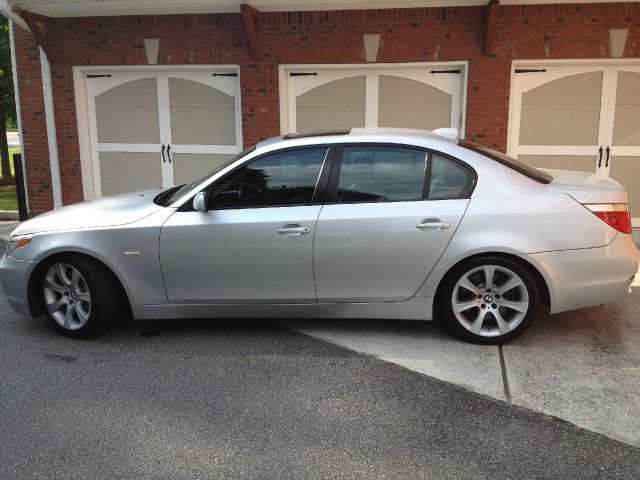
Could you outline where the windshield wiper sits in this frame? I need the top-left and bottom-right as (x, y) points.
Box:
(153, 185), (185, 207)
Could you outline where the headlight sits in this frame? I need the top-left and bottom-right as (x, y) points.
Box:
(6, 234), (33, 256)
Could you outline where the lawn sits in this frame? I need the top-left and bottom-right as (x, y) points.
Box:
(0, 147), (20, 211)
(4, 147), (19, 177)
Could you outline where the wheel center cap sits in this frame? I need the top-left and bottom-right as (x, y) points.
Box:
(484, 295), (494, 303)
(70, 291), (77, 300)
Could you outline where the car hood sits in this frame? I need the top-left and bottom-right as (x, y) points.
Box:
(12, 189), (165, 236)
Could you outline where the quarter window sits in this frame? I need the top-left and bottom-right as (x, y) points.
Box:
(208, 147), (328, 209)
(336, 146), (427, 203)
(428, 154), (474, 200)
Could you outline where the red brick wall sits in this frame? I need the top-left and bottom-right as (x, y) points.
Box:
(13, 26), (53, 214)
(12, 2), (640, 214)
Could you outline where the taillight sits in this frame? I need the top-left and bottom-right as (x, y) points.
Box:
(583, 203), (632, 234)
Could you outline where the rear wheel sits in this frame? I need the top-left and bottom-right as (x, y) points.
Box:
(42, 256), (122, 338)
(437, 257), (539, 344)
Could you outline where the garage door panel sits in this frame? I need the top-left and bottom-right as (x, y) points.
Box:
(610, 156), (640, 218)
(99, 152), (162, 196)
(95, 78), (160, 144)
(519, 72), (602, 146)
(169, 78), (236, 146)
(613, 72), (640, 147)
(517, 155), (595, 172)
(296, 76), (366, 132)
(172, 153), (235, 186)
(86, 68), (242, 198)
(378, 75), (451, 130)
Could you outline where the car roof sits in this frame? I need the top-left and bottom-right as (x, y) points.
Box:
(256, 127), (459, 150)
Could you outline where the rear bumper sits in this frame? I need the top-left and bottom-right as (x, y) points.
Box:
(0, 254), (34, 316)
(521, 232), (640, 314)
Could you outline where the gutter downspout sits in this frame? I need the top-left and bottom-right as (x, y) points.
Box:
(39, 47), (62, 208)
(1, 1), (63, 209)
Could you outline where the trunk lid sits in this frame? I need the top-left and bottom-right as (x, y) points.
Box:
(543, 168), (628, 204)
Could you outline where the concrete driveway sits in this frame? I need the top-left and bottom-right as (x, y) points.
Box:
(279, 272), (640, 447)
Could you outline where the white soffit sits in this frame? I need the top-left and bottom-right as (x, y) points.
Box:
(8, 0), (486, 17)
(7, 0), (639, 17)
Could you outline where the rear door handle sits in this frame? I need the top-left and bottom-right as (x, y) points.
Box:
(415, 218), (451, 231)
(277, 224), (311, 237)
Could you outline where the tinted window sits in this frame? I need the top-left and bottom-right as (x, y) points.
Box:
(336, 146), (427, 203)
(209, 147), (327, 209)
(428, 154), (474, 200)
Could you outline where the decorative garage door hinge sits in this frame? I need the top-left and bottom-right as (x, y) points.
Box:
(515, 69), (548, 74)
(212, 72), (238, 77)
(87, 74), (112, 78)
(430, 69), (461, 74)
(290, 72), (318, 77)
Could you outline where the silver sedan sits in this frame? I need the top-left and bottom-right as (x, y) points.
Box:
(1, 128), (638, 343)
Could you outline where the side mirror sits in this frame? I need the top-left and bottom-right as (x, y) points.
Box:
(193, 192), (207, 212)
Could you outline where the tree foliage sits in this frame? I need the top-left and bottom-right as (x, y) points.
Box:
(0, 16), (17, 129)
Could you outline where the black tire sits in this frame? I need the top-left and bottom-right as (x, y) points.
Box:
(41, 255), (124, 338)
(436, 256), (539, 344)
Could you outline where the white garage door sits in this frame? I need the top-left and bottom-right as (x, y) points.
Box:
(84, 68), (242, 197)
(509, 63), (640, 222)
(280, 63), (467, 135)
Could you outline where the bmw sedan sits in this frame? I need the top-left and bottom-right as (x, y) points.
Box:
(1, 128), (638, 344)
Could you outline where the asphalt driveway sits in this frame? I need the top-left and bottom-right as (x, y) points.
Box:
(1, 298), (640, 479)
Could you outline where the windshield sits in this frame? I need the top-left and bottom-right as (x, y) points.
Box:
(458, 139), (553, 184)
(156, 145), (257, 206)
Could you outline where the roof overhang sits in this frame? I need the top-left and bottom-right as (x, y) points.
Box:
(4, 0), (638, 18)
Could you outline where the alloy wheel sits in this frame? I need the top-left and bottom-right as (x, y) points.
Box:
(451, 264), (529, 338)
(43, 263), (92, 331)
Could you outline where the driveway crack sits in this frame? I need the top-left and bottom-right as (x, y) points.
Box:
(498, 344), (512, 404)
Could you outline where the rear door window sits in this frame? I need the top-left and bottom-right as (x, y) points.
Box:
(335, 145), (428, 203)
(428, 154), (475, 200)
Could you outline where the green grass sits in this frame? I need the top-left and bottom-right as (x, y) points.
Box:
(4, 146), (19, 177)
(0, 147), (20, 210)
(0, 184), (17, 211)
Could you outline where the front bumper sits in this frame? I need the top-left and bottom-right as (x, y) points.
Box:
(0, 253), (35, 315)
(522, 232), (640, 314)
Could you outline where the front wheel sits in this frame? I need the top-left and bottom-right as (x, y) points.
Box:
(42, 256), (122, 338)
(437, 257), (539, 344)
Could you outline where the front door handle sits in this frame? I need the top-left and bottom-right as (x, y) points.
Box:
(277, 224), (311, 237)
(416, 218), (451, 231)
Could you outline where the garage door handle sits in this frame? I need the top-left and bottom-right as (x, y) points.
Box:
(161, 144), (166, 163)
(277, 224), (311, 237)
(416, 219), (451, 231)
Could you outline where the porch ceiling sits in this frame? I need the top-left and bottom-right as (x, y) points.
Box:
(6, 0), (638, 17)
